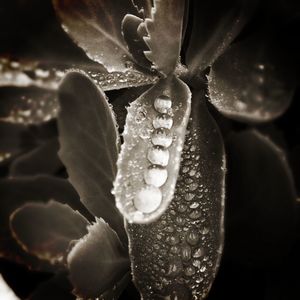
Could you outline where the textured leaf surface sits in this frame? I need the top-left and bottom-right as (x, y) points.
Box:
(186, 0), (256, 77)
(127, 92), (226, 299)
(208, 36), (295, 122)
(144, 0), (185, 75)
(67, 218), (129, 298)
(114, 76), (191, 223)
(10, 139), (62, 176)
(10, 201), (89, 264)
(225, 130), (297, 267)
(0, 176), (84, 270)
(53, 0), (138, 72)
(57, 72), (126, 241)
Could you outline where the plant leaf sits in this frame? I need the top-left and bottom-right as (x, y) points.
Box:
(57, 72), (126, 242)
(225, 130), (297, 267)
(10, 201), (89, 264)
(67, 218), (129, 298)
(208, 36), (295, 122)
(186, 0), (257, 77)
(122, 14), (152, 69)
(9, 139), (62, 176)
(143, 0), (185, 76)
(127, 91), (226, 299)
(114, 76), (191, 223)
(52, 0), (139, 72)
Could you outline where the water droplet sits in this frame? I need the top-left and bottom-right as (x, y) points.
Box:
(184, 266), (195, 276)
(181, 245), (192, 262)
(189, 183), (198, 191)
(166, 234), (180, 245)
(178, 204), (187, 213)
(144, 165), (168, 187)
(147, 147), (169, 166)
(135, 107), (147, 123)
(193, 248), (203, 258)
(186, 231), (200, 246)
(200, 266), (206, 273)
(133, 186), (162, 213)
(175, 216), (185, 226)
(170, 245), (180, 254)
(153, 114), (173, 129)
(201, 227), (209, 235)
(185, 193), (195, 201)
(167, 258), (183, 277)
(189, 202), (199, 209)
(151, 128), (173, 148)
(189, 210), (201, 219)
(154, 95), (172, 113)
(192, 260), (201, 268)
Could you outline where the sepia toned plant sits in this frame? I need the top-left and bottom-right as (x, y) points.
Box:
(0, 0), (299, 299)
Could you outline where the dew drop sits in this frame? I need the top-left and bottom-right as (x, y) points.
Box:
(166, 234), (180, 245)
(181, 245), (192, 262)
(177, 204), (187, 213)
(189, 202), (199, 209)
(154, 95), (172, 113)
(151, 128), (173, 148)
(147, 147), (169, 166)
(189, 210), (202, 219)
(185, 193), (195, 201)
(135, 106), (147, 123)
(175, 216), (185, 226)
(133, 186), (162, 213)
(193, 248), (203, 258)
(184, 266), (196, 277)
(170, 245), (180, 254)
(144, 165), (168, 187)
(186, 231), (200, 246)
(153, 114), (173, 129)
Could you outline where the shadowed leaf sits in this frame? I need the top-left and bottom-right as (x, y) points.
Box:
(67, 218), (129, 298)
(57, 72), (126, 242)
(53, 0), (138, 72)
(143, 0), (185, 76)
(225, 130), (297, 267)
(208, 36), (295, 122)
(114, 76), (191, 223)
(127, 91), (226, 299)
(10, 201), (89, 264)
(186, 0), (257, 77)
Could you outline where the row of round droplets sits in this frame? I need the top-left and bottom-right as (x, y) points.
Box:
(133, 95), (173, 214)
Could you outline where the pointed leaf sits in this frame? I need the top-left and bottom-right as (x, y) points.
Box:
(114, 76), (191, 223)
(225, 130), (297, 267)
(10, 201), (89, 264)
(122, 14), (151, 69)
(186, 0), (257, 76)
(53, 0), (138, 72)
(9, 139), (62, 176)
(57, 72), (126, 241)
(208, 36), (295, 122)
(0, 274), (20, 300)
(127, 91), (226, 299)
(143, 0), (185, 76)
(67, 218), (129, 298)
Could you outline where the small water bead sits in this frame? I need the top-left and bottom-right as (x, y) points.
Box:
(166, 234), (180, 245)
(133, 186), (162, 213)
(200, 266), (207, 273)
(151, 128), (173, 148)
(167, 258), (183, 277)
(185, 193), (195, 201)
(189, 202), (199, 209)
(189, 210), (202, 219)
(181, 245), (192, 262)
(144, 166), (168, 187)
(201, 227), (210, 235)
(135, 106), (147, 123)
(147, 146), (169, 166)
(187, 231), (200, 246)
(184, 266), (196, 277)
(170, 245), (180, 254)
(153, 114), (173, 129)
(192, 260), (201, 268)
(177, 204), (187, 213)
(154, 95), (172, 113)
(193, 248), (203, 258)
(175, 216), (185, 226)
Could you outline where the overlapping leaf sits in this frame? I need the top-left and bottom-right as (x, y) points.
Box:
(10, 201), (89, 264)
(127, 91), (226, 299)
(67, 218), (129, 298)
(57, 72), (126, 241)
(208, 36), (295, 122)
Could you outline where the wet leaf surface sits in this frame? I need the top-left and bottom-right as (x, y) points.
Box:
(127, 91), (226, 299)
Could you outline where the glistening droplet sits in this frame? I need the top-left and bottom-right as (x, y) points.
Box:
(151, 128), (173, 148)
(147, 147), (169, 167)
(144, 166), (168, 187)
(154, 95), (172, 113)
(133, 186), (162, 213)
(153, 114), (173, 129)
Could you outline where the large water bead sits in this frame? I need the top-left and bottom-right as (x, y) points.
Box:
(154, 95), (172, 113)
(147, 146), (169, 167)
(144, 165), (168, 187)
(151, 128), (173, 148)
(133, 186), (162, 213)
(153, 114), (173, 129)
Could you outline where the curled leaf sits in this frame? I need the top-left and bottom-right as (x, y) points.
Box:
(131, 0), (153, 18)
(53, 0), (138, 72)
(186, 0), (257, 77)
(127, 92), (226, 299)
(57, 72), (126, 241)
(114, 76), (191, 224)
(143, 0), (185, 76)
(10, 201), (89, 264)
(208, 36), (295, 122)
(67, 218), (129, 298)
